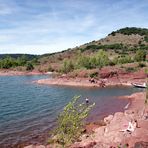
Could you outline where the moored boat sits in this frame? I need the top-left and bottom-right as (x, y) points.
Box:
(131, 82), (147, 88)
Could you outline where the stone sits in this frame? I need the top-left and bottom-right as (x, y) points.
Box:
(104, 115), (113, 124)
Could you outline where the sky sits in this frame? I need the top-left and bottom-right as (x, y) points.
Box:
(0, 0), (148, 55)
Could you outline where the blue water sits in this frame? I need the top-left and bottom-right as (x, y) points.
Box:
(0, 75), (141, 147)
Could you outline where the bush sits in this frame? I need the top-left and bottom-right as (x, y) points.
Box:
(61, 60), (74, 73)
(117, 55), (133, 64)
(0, 56), (17, 69)
(125, 67), (137, 72)
(51, 96), (95, 146)
(48, 64), (54, 72)
(26, 62), (34, 71)
(96, 49), (110, 68)
(77, 56), (91, 69)
(89, 56), (97, 69)
(89, 72), (99, 78)
(138, 62), (146, 68)
(134, 49), (146, 62)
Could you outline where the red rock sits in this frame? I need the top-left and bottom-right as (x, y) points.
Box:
(104, 115), (113, 124)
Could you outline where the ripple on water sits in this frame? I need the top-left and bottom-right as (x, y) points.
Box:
(0, 75), (141, 147)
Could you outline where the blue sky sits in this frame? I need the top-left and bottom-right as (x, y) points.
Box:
(0, 0), (148, 55)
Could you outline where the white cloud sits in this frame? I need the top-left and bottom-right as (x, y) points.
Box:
(0, 0), (147, 54)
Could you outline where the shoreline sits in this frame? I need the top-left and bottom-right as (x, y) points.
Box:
(36, 77), (135, 88)
(1, 71), (147, 147)
(71, 92), (148, 148)
(0, 70), (46, 76)
(24, 91), (148, 148)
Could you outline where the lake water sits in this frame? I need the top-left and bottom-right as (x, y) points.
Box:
(0, 75), (141, 147)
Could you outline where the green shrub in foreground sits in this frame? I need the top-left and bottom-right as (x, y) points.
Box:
(50, 96), (95, 146)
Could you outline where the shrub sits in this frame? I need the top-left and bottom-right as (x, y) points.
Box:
(77, 55), (91, 69)
(134, 49), (146, 62)
(138, 62), (146, 68)
(144, 35), (148, 42)
(90, 72), (99, 78)
(51, 96), (95, 146)
(95, 49), (109, 68)
(125, 67), (137, 73)
(26, 62), (34, 71)
(109, 60), (116, 66)
(48, 64), (54, 72)
(0, 56), (18, 69)
(89, 56), (97, 69)
(117, 55), (133, 64)
(61, 60), (74, 73)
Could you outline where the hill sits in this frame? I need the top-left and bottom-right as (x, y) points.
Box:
(0, 54), (37, 60)
(0, 27), (147, 72)
(36, 27), (148, 72)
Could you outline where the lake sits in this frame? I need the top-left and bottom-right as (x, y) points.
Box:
(0, 75), (141, 147)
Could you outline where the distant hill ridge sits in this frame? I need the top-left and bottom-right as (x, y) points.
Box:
(0, 27), (148, 61)
(78, 27), (148, 51)
(110, 27), (148, 37)
(0, 54), (37, 60)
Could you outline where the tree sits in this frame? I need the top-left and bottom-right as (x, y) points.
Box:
(0, 56), (17, 69)
(51, 96), (95, 146)
(17, 55), (28, 66)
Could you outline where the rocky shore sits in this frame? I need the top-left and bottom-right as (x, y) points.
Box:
(24, 92), (148, 148)
(71, 92), (148, 148)
(37, 77), (133, 87)
(36, 67), (147, 88)
(2, 69), (147, 147)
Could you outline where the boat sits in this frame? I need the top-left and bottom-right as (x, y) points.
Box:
(131, 82), (147, 88)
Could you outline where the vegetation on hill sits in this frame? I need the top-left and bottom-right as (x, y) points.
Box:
(79, 43), (126, 52)
(110, 27), (148, 42)
(59, 49), (147, 74)
(0, 27), (147, 72)
(0, 55), (38, 70)
(0, 54), (37, 60)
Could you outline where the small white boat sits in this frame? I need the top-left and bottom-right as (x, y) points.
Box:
(131, 82), (147, 88)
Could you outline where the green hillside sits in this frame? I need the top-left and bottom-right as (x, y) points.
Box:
(0, 54), (37, 60)
(0, 27), (148, 72)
